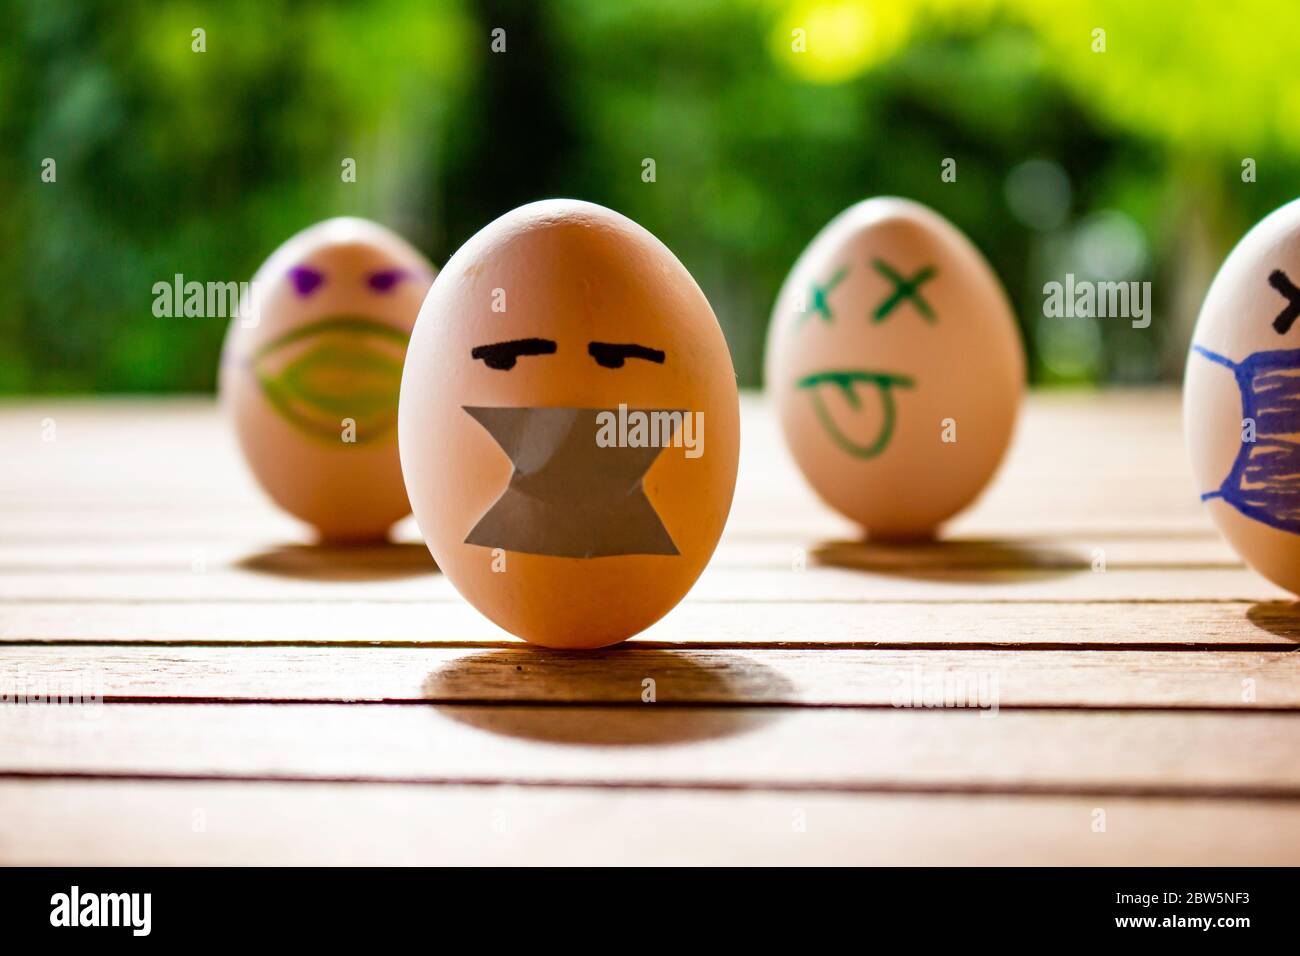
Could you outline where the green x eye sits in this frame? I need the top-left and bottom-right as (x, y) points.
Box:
(252, 316), (408, 443)
(799, 266), (849, 324)
(872, 258), (938, 323)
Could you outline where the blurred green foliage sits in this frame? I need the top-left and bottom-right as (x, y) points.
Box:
(3, 0), (1300, 392)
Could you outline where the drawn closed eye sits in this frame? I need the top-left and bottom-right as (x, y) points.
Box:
(588, 342), (666, 368)
(471, 338), (558, 371)
(367, 269), (410, 293)
(287, 265), (325, 297)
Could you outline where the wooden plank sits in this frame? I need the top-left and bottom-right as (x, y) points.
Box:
(0, 470), (1215, 522)
(0, 533), (1245, 571)
(3, 704), (1297, 795)
(4, 645), (1297, 708)
(0, 507), (1220, 541)
(6, 391), (1295, 870)
(1, 564), (1287, 603)
(5, 601), (1297, 648)
(1, 779), (1295, 866)
(1, 393), (1217, 540)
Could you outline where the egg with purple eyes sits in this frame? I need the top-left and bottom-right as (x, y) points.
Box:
(219, 217), (436, 541)
(766, 198), (1024, 538)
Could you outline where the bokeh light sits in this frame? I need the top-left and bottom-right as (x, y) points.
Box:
(1004, 159), (1072, 232)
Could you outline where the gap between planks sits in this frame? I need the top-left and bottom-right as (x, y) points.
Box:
(1, 770), (1299, 802)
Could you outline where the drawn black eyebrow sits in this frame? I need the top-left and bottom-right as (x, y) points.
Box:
(1268, 269), (1300, 335)
(587, 342), (666, 369)
(470, 338), (557, 371)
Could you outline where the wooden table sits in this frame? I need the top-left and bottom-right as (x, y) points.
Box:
(2, 391), (1298, 865)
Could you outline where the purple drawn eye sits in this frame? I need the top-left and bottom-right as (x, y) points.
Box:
(367, 269), (410, 293)
(288, 266), (325, 296)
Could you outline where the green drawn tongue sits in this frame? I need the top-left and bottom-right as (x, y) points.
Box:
(252, 316), (408, 443)
(796, 368), (915, 459)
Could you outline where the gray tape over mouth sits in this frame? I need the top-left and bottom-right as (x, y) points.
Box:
(463, 406), (682, 559)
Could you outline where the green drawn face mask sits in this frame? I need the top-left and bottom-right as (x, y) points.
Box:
(251, 316), (408, 443)
(796, 368), (915, 459)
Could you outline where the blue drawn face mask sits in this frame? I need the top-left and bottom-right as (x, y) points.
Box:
(1193, 344), (1300, 535)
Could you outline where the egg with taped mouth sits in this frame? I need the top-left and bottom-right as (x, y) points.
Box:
(1185, 198), (1300, 595)
(399, 199), (740, 649)
(766, 197), (1024, 538)
(219, 217), (436, 541)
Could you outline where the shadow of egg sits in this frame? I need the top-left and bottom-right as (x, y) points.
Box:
(424, 647), (794, 746)
(1245, 601), (1300, 643)
(810, 536), (1083, 583)
(236, 541), (437, 581)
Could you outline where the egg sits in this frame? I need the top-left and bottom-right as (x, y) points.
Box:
(399, 200), (739, 648)
(219, 217), (436, 541)
(765, 197), (1024, 537)
(1185, 198), (1300, 594)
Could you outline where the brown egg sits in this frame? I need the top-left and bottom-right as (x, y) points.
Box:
(1185, 198), (1300, 594)
(219, 218), (436, 541)
(399, 200), (739, 648)
(765, 198), (1024, 537)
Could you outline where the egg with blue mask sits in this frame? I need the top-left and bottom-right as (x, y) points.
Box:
(1186, 198), (1300, 594)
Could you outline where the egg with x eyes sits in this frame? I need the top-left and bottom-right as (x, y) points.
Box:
(766, 198), (1024, 538)
(219, 218), (436, 541)
(1185, 198), (1300, 595)
(399, 200), (740, 648)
